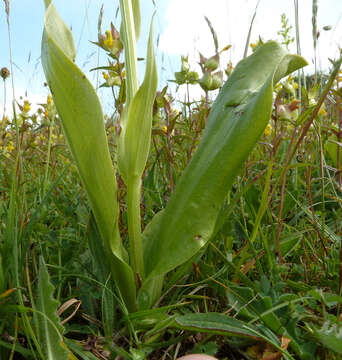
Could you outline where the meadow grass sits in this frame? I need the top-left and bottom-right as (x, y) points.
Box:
(0, 1), (342, 359)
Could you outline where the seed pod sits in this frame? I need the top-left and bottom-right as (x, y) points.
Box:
(204, 54), (219, 71)
(0, 67), (10, 80)
(181, 56), (190, 73)
(199, 71), (212, 91)
(209, 71), (223, 90)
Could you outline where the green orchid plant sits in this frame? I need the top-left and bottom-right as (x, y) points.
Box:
(41, 0), (307, 314)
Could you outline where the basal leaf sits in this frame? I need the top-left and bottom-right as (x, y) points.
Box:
(141, 42), (307, 305)
(41, 2), (136, 311)
(174, 313), (261, 339)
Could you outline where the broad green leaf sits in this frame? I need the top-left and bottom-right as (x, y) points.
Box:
(36, 257), (68, 360)
(41, 2), (136, 311)
(141, 42), (307, 304)
(118, 17), (157, 184)
(174, 313), (261, 339)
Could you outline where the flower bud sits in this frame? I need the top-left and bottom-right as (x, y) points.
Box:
(181, 56), (190, 73)
(204, 54), (219, 71)
(283, 83), (296, 97)
(199, 71), (223, 91)
(210, 71), (223, 90)
(187, 71), (199, 84)
(0, 67), (10, 81)
(199, 72), (212, 91)
(175, 71), (187, 85)
(224, 61), (234, 77)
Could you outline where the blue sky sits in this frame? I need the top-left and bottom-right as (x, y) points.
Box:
(0, 0), (341, 115)
(0, 0), (170, 113)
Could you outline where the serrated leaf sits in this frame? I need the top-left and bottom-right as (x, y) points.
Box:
(312, 321), (342, 355)
(36, 257), (68, 360)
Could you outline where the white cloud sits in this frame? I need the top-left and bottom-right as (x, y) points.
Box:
(159, 0), (342, 73)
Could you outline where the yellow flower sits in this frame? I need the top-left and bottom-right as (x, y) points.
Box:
(102, 71), (109, 80)
(23, 100), (30, 113)
(47, 94), (52, 105)
(103, 30), (113, 48)
(264, 123), (272, 136)
(162, 125), (168, 133)
(7, 141), (14, 152)
(318, 106), (327, 116)
(250, 43), (256, 49)
(1, 116), (9, 124)
(5, 132), (10, 138)
(293, 82), (299, 89)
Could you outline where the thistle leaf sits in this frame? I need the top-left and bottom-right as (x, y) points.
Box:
(312, 321), (342, 355)
(36, 257), (68, 360)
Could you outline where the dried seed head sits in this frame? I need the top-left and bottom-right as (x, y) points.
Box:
(0, 67), (10, 80)
(3, 0), (10, 16)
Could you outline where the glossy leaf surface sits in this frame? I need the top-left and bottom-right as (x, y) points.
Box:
(140, 42), (307, 304)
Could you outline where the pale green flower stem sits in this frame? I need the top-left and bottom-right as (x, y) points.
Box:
(120, 0), (138, 106)
(120, 0), (145, 279)
(127, 177), (145, 280)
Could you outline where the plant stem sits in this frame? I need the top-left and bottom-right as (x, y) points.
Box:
(120, 0), (138, 106)
(127, 177), (145, 280)
(119, 0), (145, 282)
(42, 120), (53, 198)
(2, 80), (6, 119)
